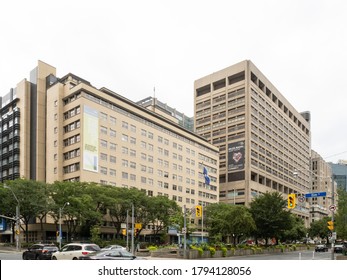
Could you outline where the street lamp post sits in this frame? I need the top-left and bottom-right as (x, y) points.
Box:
(4, 185), (20, 252)
(59, 202), (70, 250)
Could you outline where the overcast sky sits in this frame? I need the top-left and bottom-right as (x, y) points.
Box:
(1, 0), (347, 163)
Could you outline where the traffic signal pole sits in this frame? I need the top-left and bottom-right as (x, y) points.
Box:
(331, 177), (335, 260)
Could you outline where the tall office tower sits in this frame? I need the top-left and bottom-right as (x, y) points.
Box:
(311, 150), (334, 222)
(0, 61), (56, 182)
(331, 160), (347, 191)
(194, 60), (311, 224)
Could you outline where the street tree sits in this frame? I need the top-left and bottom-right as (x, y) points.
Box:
(5, 179), (48, 243)
(308, 217), (331, 243)
(279, 214), (307, 243)
(335, 188), (347, 240)
(205, 203), (256, 244)
(249, 192), (292, 245)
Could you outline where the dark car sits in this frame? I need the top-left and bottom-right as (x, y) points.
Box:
(334, 244), (345, 253)
(79, 249), (140, 260)
(22, 244), (59, 260)
(315, 244), (328, 252)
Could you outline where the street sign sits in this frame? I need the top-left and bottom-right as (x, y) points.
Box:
(329, 204), (337, 212)
(181, 227), (187, 234)
(298, 195), (305, 203)
(305, 192), (327, 198)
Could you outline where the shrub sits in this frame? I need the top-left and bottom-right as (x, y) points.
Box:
(209, 246), (216, 257)
(147, 245), (158, 251)
(221, 247), (227, 257)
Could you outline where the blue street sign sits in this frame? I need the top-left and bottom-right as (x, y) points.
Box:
(305, 192), (327, 198)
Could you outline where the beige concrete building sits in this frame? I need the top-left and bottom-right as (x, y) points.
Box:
(1, 61), (218, 241)
(311, 150), (335, 222)
(194, 60), (311, 224)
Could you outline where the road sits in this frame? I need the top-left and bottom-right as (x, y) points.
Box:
(0, 249), (340, 260)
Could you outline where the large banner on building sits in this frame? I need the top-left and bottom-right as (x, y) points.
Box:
(228, 141), (245, 171)
(83, 105), (99, 172)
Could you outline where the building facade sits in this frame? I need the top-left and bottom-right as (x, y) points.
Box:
(331, 160), (347, 191)
(137, 96), (194, 132)
(1, 61), (219, 241)
(194, 60), (311, 225)
(310, 150), (335, 222)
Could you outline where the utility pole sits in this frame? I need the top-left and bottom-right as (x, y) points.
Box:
(131, 203), (134, 255)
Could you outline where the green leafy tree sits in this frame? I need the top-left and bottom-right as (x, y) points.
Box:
(146, 196), (181, 240)
(205, 203), (256, 244)
(5, 179), (48, 243)
(249, 192), (292, 245)
(335, 188), (347, 240)
(279, 214), (307, 243)
(308, 217), (331, 243)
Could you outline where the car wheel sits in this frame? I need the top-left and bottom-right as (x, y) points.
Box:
(36, 255), (40, 260)
(52, 256), (57, 260)
(72, 257), (78, 260)
(22, 254), (27, 260)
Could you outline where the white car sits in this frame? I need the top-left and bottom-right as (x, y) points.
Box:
(100, 245), (126, 251)
(51, 243), (100, 260)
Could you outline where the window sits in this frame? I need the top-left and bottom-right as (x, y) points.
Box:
(130, 162), (136, 169)
(122, 121), (128, 129)
(110, 129), (116, 138)
(100, 140), (107, 148)
(122, 134), (128, 142)
(100, 153), (107, 161)
(101, 126), (107, 135)
(110, 143), (117, 151)
(130, 125), (136, 132)
(122, 172), (128, 179)
(141, 129), (147, 136)
(110, 156), (117, 163)
(158, 136), (163, 143)
(100, 167), (107, 175)
(130, 137), (136, 144)
(100, 112), (107, 121)
(148, 132), (153, 139)
(122, 159), (129, 167)
(109, 116), (116, 125)
(110, 169), (116, 177)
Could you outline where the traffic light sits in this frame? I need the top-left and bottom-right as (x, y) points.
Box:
(15, 229), (20, 235)
(288, 194), (296, 209)
(327, 221), (334, 231)
(195, 205), (202, 217)
(121, 229), (126, 236)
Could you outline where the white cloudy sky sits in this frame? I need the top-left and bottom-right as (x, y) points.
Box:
(1, 0), (347, 163)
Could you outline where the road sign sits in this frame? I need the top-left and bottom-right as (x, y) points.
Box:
(329, 204), (337, 212)
(181, 227), (187, 234)
(305, 192), (326, 198)
(298, 195), (305, 203)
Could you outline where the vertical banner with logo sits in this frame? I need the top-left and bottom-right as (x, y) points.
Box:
(228, 141), (245, 171)
(83, 105), (99, 172)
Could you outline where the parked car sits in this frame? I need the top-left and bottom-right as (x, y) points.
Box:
(315, 244), (328, 252)
(22, 244), (59, 260)
(79, 249), (140, 260)
(334, 244), (345, 253)
(100, 245), (126, 251)
(51, 243), (100, 260)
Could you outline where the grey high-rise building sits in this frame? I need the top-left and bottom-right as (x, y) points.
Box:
(194, 60), (312, 225)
